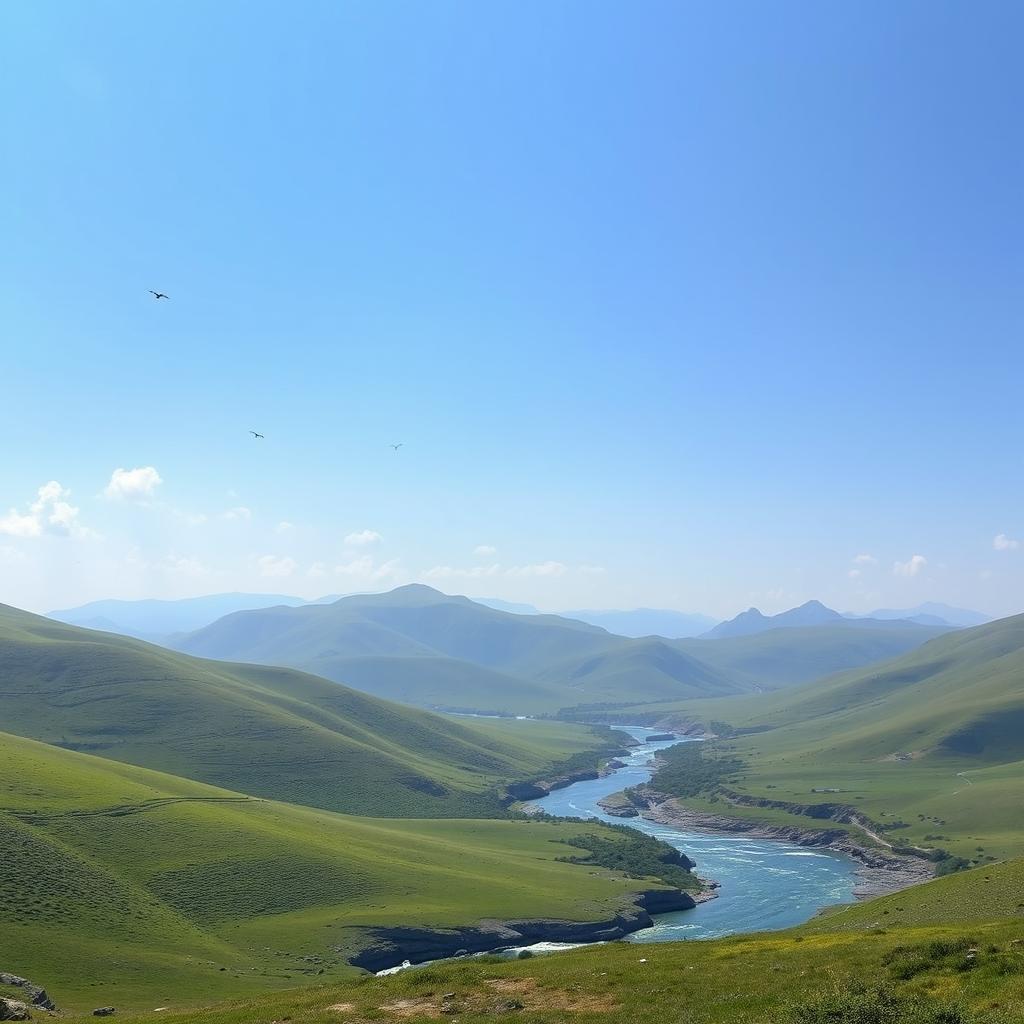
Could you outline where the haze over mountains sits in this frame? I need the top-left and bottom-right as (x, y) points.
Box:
(154, 585), (949, 715)
(47, 592), (342, 640)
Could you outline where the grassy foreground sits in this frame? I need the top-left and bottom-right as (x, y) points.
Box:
(0, 732), (691, 1012)
(98, 859), (1024, 1024)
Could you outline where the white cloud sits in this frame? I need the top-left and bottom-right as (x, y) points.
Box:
(473, 544), (498, 557)
(0, 545), (28, 564)
(344, 529), (382, 547)
(104, 466), (162, 501)
(848, 568), (862, 579)
(222, 506), (252, 521)
(506, 561), (567, 578)
(423, 563), (501, 580)
(276, 521), (294, 533)
(257, 554), (297, 577)
(335, 556), (401, 581)
(0, 481), (85, 538)
(579, 564), (607, 576)
(893, 554), (927, 577)
(306, 560), (328, 578)
(853, 553), (878, 565)
(994, 533), (1020, 551)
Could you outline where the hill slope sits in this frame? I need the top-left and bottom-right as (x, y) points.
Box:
(0, 731), (691, 1011)
(676, 620), (949, 690)
(673, 614), (1024, 860)
(0, 603), (620, 817)
(107, 855), (1024, 1024)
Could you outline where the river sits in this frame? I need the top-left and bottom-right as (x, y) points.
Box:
(378, 724), (858, 973)
(525, 725), (856, 944)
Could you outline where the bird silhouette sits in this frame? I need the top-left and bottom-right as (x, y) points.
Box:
(149, 290), (170, 300)
(249, 430), (265, 439)
(389, 443), (404, 451)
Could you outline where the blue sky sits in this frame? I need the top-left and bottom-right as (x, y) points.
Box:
(2, 1), (1022, 617)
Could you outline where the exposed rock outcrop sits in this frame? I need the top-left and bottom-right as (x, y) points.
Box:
(345, 888), (697, 973)
(0, 976), (55, 1012)
(632, 793), (934, 898)
(0, 999), (32, 1021)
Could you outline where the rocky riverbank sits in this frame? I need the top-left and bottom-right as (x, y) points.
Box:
(608, 793), (934, 899)
(346, 888), (697, 973)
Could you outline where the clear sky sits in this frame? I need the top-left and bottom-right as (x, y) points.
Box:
(2, 1), (1022, 618)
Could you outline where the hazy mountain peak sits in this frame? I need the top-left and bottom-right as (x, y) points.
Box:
(704, 600), (842, 639)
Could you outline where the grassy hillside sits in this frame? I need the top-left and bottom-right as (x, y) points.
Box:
(0, 731), (694, 1012)
(676, 620), (950, 690)
(543, 637), (749, 709)
(0, 603), (620, 818)
(106, 857), (1024, 1024)
(655, 615), (1024, 862)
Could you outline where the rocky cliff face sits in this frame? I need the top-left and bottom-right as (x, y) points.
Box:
(345, 889), (697, 972)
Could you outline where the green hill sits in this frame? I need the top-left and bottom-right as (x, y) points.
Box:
(0, 731), (693, 1012)
(0, 603), (620, 818)
(103, 856), (1024, 1024)
(676, 620), (950, 690)
(660, 614), (1024, 861)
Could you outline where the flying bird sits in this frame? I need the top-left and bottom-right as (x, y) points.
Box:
(389, 443), (404, 451)
(249, 430), (265, 439)
(149, 290), (170, 300)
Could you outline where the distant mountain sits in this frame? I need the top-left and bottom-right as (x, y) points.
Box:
(678, 621), (950, 689)
(703, 600), (844, 639)
(475, 598), (542, 615)
(48, 592), (321, 640)
(858, 602), (993, 628)
(174, 584), (745, 712)
(560, 608), (718, 639)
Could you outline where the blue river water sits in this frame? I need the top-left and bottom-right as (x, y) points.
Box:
(378, 724), (857, 972)
(526, 726), (856, 943)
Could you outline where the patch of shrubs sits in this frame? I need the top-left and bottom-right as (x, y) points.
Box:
(786, 981), (974, 1023)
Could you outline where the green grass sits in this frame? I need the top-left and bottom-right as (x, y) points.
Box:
(0, 602), (621, 818)
(0, 731), (695, 1013)
(638, 614), (1024, 862)
(100, 858), (1024, 1024)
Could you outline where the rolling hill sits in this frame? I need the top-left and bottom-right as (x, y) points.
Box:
(0, 730), (692, 1011)
(0, 602), (622, 817)
(90, 854), (1024, 1024)
(665, 614), (1024, 861)
(676, 620), (950, 690)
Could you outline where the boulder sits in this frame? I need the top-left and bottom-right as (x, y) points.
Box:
(0, 998), (31, 1021)
(92, 1009), (116, 1017)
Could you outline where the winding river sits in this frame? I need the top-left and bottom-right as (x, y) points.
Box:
(526, 726), (857, 943)
(379, 725), (858, 973)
